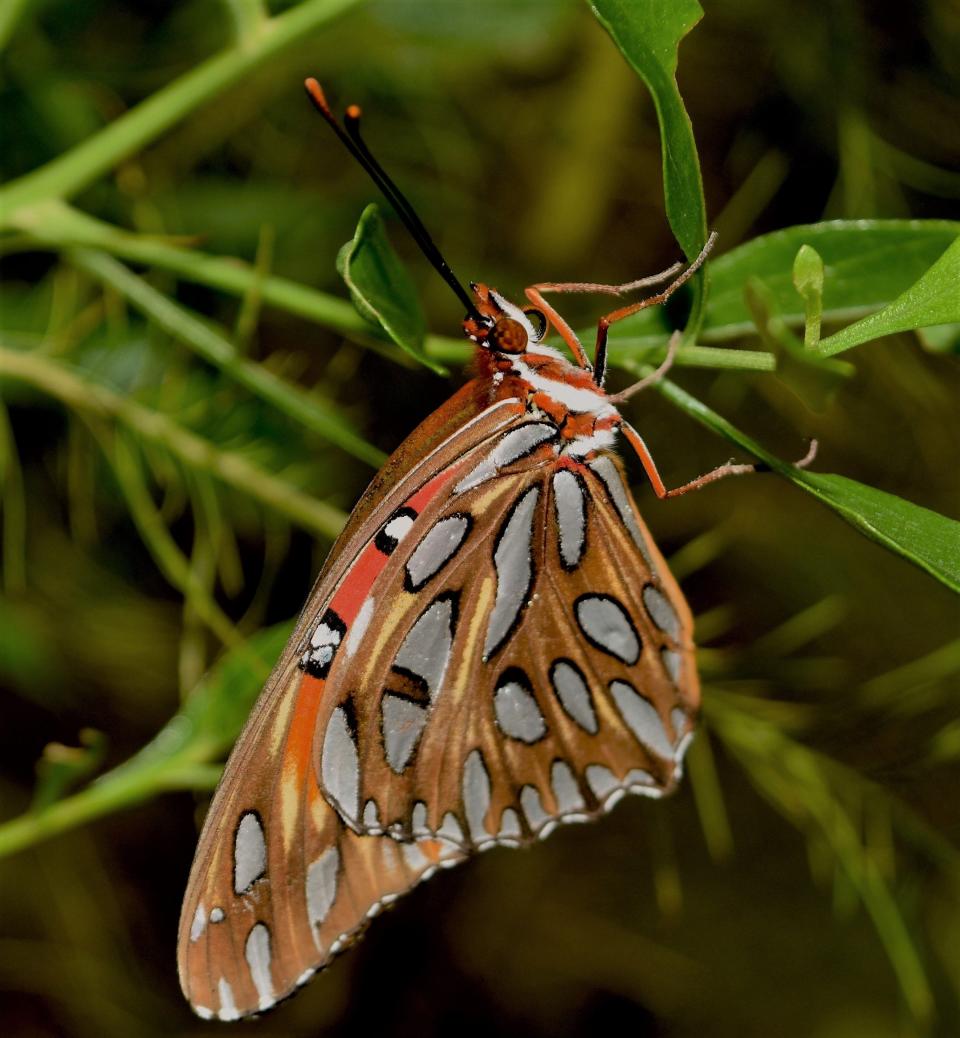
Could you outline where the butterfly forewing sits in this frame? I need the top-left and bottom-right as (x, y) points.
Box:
(178, 387), (536, 1019)
(316, 444), (699, 852)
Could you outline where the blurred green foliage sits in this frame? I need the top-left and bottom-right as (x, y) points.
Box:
(0, 1), (958, 1036)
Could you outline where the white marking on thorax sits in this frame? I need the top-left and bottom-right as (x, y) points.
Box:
(564, 427), (618, 457)
(513, 359), (617, 418)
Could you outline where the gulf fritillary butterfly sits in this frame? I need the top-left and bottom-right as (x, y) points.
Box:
(177, 79), (747, 1021)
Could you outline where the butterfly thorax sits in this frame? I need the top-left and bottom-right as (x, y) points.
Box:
(466, 283), (622, 458)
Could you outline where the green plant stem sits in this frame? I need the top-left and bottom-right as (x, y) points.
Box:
(10, 203), (777, 373)
(0, 0), (364, 215)
(0, 345), (347, 538)
(68, 248), (386, 467)
(0, 752), (210, 859)
(0, 0), (34, 51)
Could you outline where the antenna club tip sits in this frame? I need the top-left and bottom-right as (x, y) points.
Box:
(345, 104), (362, 120)
(304, 78), (329, 111)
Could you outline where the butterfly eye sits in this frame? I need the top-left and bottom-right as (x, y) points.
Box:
(523, 307), (547, 342)
(490, 317), (528, 354)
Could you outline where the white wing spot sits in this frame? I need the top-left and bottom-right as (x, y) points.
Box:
(485, 486), (539, 658)
(405, 515), (471, 590)
(552, 469), (587, 568)
(575, 595), (640, 664)
(661, 647), (682, 685)
(463, 749), (492, 842)
(551, 760), (586, 814)
(589, 455), (655, 569)
(233, 811), (266, 895)
(643, 584), (681, 638)
(190, 903), (207, 942)
(609, 681), (675, 759)
(550, 659), (598, 734)
(520, 784), (549, 834)
(217, 978), (239, 1022)
(381, 694), (429, 774)
(493, 672), (546, 743)
(585, 764), (619, 800)
(306, 846), (340, 929)
(393, 596), (455, 701)
(438, 812), (464, 844)
(362, 799), (380, 828)
(383, 513), (415, 542)
(245, 922), (274, 1012)
(498, 808), (522, 842)
(321, 706), (360, 822)
(345, 595), (375, 657)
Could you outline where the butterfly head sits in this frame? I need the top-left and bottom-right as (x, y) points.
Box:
(463, 283), (548, 356)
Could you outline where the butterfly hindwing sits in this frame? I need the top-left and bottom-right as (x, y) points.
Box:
(316, 442), (699, 851)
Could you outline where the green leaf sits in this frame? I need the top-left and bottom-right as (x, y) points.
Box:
(337, 204), (441, 373)
(744, 278), (854, 412)
(612, 220), (960, 344)
(587, 0), (707, 260)
(654, 377), (960, 594)
(787, 472), (960, 593)
(815, 235), (960, 356)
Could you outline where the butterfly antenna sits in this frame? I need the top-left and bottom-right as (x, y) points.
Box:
(305, 78), (481, 321)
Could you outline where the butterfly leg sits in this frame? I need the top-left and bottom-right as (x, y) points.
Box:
(621, 421), (819, 499)
(607, 332), (682, 403)
(590, 233), (717, 386)
(524, 258), (686, 373)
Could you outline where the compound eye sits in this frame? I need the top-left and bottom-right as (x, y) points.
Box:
(490, 317), (528, 354)
(523, 307), (547, 342)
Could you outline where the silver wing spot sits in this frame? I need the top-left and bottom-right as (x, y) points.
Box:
(381, 694), (429, 774)
(493, 671), (547, 743)
(455, 423), (557, 494)
(609, 681), (675, 759)
(643, 584), (681, 638)
(463, 749), (492, 842)
(305, 846), (340, 929)
(244, 922), (274, 1012)
(552, 469), (586, 568)
(575, 595), (641, 664)
(405, 515), (471, 591)
(321, 706), (360, 822)
(485, 486), (539, 658)
(589, 455), (656, 570)
(549, 658), (598, 734)
(233, 811), (266, 895)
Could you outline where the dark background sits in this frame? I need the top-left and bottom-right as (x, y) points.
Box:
(1, 1), (959, 1035)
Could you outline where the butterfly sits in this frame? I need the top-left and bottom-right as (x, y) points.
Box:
(177, 79), (737, 1021)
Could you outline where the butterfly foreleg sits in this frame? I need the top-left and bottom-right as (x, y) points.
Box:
(590, 232), (717, 386)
